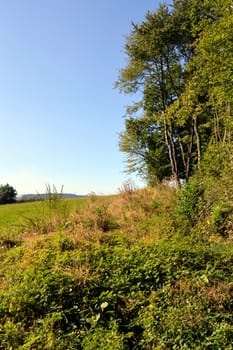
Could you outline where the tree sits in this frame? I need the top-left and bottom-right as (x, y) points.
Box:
(119, 116), (171, 186)
(117, 0), (207, 186)
(0, 184), (17, 204)
(189, 0), (233, 144)
(116, 2), (197, 187)
(116, 0), (233, 186)
(169, 0), (233, 170)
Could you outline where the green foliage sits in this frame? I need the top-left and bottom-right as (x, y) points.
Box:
(0, 226), (22, 251)
(1, 229), (233, 349)
(0, 184), (17, 204)
(0, 184), (232, 348)
(81, 323), (125, 350)
(116, 2), (191, 185)
(0, 181), (233, 349)
(173, 175), (204, 230)
(173, 139), (233, 238)
(116, 0), (233, 187)
(119, 117), (171, 184)
(209, 198), (233, 236)
(93, 205), (119, 232)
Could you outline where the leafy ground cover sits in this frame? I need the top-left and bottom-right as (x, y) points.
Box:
(0, 185), (233, 349)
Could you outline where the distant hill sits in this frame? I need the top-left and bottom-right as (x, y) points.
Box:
(17, 193), (86, 201)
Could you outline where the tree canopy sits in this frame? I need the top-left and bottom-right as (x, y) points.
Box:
(116, 0), (233, 187)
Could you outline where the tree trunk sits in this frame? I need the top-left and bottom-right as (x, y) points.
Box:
(193, 116), (201, 170)
(160, 56), (180, 188)
(164, 119), (181, 188)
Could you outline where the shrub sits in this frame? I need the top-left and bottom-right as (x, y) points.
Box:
(209, 198), (233, 236)
(173, 175), (205, 232)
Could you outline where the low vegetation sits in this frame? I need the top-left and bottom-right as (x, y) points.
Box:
(0, 179), (233, 349)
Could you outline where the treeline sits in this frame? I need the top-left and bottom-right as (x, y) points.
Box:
(116, 0), (233, 188)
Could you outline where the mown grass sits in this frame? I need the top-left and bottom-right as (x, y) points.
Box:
(0, 198), (86, 228)
(0, 185), (233, 349)
(0, 201), (38, 227)
(0, 197), (87, 251)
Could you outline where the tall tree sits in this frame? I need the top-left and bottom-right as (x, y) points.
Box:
(190, 0), (233, 144)
(116, 0), (232, 186)
(169, 0), (233, 170)
(117, 4), (187, 186)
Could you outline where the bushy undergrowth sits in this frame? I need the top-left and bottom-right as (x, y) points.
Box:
(173, 144), (233, 240)
(1, 184), (233, 349)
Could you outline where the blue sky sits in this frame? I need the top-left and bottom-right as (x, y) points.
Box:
(0, 0), (161, 195)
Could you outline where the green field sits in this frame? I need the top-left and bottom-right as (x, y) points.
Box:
(0, 201), (39, 227)
(0, 198), (86, 228)
(0, 197), (88, 245)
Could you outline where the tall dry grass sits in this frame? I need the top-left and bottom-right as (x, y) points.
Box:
(66, 182), (177, 244)
(8, 183), (177, 249)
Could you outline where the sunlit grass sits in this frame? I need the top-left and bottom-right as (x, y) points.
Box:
(0, 197), (87, 229)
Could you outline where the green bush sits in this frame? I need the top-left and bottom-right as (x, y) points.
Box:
(173, 175), (205, 232)
(209, 198), (233, 236)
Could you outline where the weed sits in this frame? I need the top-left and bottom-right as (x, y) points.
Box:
(0, 226), (22, 251)
(20, 185), (69, 235)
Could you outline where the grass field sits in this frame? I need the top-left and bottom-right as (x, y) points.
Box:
(0, 201), (39, 227)
(0, 198), (86, 227)
(0, 197), (88, 246)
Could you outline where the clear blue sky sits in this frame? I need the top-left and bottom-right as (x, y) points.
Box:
(0, 0), (161, 195)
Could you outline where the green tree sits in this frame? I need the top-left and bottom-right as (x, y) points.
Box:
(170, 0), (233, 168)
(190, 0), (233, 144)
(117, 4), (183, 186)
(0, 184), (17, 204)
(116, 1), (203, 186)
(117, 0), (233, 186)
(119, 117), (171, 186)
